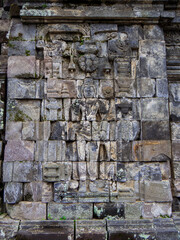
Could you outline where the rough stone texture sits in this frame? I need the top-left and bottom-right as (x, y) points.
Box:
(6, 202), (46, 220)
(4, 140), (35, 161)
(0, 218), (20, 240)
(76, 220), (107, 240)
(48, 203), (93, 220)
(16, 220), (74, 240)
(8, 56), (37, 79)
(4, 182), (23, 204)
(1, 0), (179, 224)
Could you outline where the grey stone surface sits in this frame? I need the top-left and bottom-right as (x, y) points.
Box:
(4, 182), (23, 204)
(142, 121), (170, 140)
(4, 140), (35, 161)
(13, 161), (42, 182)
(5, 121), (22, 140)
(3, 162), (13, 182)
(6, 202), (46, 220)
(141, 98), (169, 120)
(48, 203), (93, 220)
(125, 202), (142, 219)
(8, 41), (36, 56)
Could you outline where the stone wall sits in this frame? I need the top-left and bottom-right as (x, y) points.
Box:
(0, 0), (180, 221)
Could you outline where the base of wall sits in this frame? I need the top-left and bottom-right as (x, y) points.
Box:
(1, 216), (180, 240)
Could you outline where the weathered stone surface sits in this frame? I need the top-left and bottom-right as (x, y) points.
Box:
(24, 182), (43, 202)
(156, 78), (168, 98)
(43, 162), (72, 182)
(0, 218), (20, 240)
(8, 56), (37, 79)
(17, 220), (74, 240)
(94, 203), (124, 219)
(169, 83), (180, 102)
(22, 121), (50, 141)
(7, 100), (41, 121)
(4, 140), (35, 161)
(8, 41), (36, 56)
(173, 162), (180, 180)
(137, 78), (155, 97)
(144, 25), (164, 40)
(170, 101), (180, 122)
(116, 120), (140, 142)
(143, 181), (172, 202)
(5, 121), (22, 140)
(3, 162), (13, 182)
(171, 122), (180, 140)
(8, 78), (44, 99)
(76, 220), (107, 240)
(4, 182), (23, 204)
(10, 19), (36, 41)
(13, 161), (42, 182)
(6, 202), (46, 220)
(48, 203), (93, 220)
(141, 98), (169, 120)
(142, 203), (172, 218)
(132, 140), (171, 161)
(142, 121), (170, 140)
(125, 202), (142, 219)
(172, 141), (180, 161)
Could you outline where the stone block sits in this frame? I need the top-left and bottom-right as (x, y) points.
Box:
(116, 120), (140, 142)
(35, 140), (67, 162)
(143, 181), (172, 202)
(169, 83), (180, 102)
(42, 182), (53, 203)
(117, 141), (132, 161)
(110, 181), (137, 203)
(24, 182), (43, 202)
(142, 203), (172, 219)
(41, 99), (62, 121)
(171, 122), (180, 140)
(132, 140), (171, 161)
(22, 121), (50, 141)
(47, 79), (77, 98)
(142, 121), (170, 140)
(10, 19), (36, 41)
(174, 162), (180, 179)
(86, 141), (110, 161)
(92, 121), (110, 141)
(172, 141), (180, 161)
(99, 80), (114, 98)
(8, 41), (36, 56)
(77, 141), (86, 161)
(3, 162), (13, 182)
(6, 202), (46, 220)
(43, 162), (72, 182)
(125, 202), (142, 219)
(0, 219), (19, 240)
(7, 100), (41, 121)
(50, 121), (67, 140)
(156, 78), (168, 98)
(5, 121), (22, 140)
(54, 181), (78, 203)
(4, 140), (35, 161)
(139, 40), (167, 79)
(144, 25), (164, 40)
(17, 221), (74, 240)
(48, 203), (93, 220)
(76, 220), (107, 240)
(99, 162), (117, 180)
(13, 161), (42, 182)
(141, 98), (169, 120)
(76, 121), (92, 141)
(8, 78), (44, 99)
(8, 56), (37, 79)
(137, 78), (155, 97)
(94, 203), (124, 219)
(170, 101), (180, 122)
(4, 182), (23, 204)
(87, 162), (98, 180)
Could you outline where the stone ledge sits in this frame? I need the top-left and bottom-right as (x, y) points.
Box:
(0, 218), (180, 240)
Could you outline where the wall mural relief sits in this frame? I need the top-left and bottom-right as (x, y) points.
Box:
(4, 22), (172, 220)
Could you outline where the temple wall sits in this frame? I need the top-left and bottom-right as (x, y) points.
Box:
(0, 0), (180, 223)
